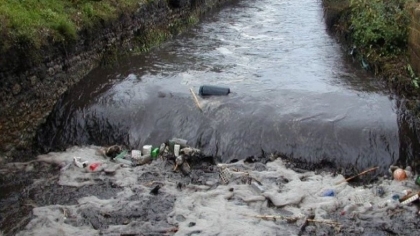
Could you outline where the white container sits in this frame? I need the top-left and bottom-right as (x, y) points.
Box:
(131, 150), (141, 159)
(174, 144), (180, 157)
(142, 145), (152, 156)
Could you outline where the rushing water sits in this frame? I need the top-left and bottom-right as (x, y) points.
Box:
(36, 0), (406, 173)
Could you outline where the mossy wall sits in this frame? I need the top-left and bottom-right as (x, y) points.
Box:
(0, 0), (235, 158)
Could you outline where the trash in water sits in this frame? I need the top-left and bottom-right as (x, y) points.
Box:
(22, 147), (420, 235)
(151, 148), (160, 159)
(113, 150), (132, 165)
(113, 157), (132, 166)
(400, 192), (419, 205)
(159, 143), (166, 154)
(388, 165), (412, 181)
(88, 162), (101, 172)
(142, 145), (152, 156)
(189, 87), (203, 112)
(73, 157), (88, 168)
(393, 168), (407, 181)
(133, 154), (152, 166)
(169, 138), (188, 152)
(131, 150), (141, 159)
(173, 155), (184, 171)
(104, 164), (120, 175)
(181, 147), (201, 156)
(114, 150), (128, 160)
(219, 167), (232, 185)
(199, 85), (230, 96)
(416, 176), (420, 186)
(105, 145), (122, 158)
(361, 58), (369, 70)
(322, 189), (335, 197)
(174, 144), (180, 157)
(335, 166), (378, 185)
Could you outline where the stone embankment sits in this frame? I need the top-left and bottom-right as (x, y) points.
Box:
(0, 0), (235, 159)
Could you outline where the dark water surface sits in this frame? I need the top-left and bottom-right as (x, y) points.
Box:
(36, 0), (418, 173)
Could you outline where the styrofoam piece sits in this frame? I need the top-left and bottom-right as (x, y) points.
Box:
(131, 150), (141, 159)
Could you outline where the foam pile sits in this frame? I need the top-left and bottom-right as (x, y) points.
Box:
(14, 146), (420, 235)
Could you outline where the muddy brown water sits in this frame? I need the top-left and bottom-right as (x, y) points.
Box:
(2, 0), (420, 234)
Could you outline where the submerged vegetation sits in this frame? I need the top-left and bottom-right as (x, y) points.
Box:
(323, 0), (420, 96)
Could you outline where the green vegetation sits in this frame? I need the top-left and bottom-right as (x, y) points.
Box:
(348, 0), (412, 74)
(0, 0), (204, 68)
(0, 0), (146, 50)
(324, 0), (420, 96)
(135, 29), (171, 53)
(168, 14), (199, 35)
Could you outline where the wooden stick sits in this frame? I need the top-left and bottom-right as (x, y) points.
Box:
(335, 166), (378, 185)
(307, 219), (341, 227)
(189, 88), (202, 112)
(242, 214), (301, 222)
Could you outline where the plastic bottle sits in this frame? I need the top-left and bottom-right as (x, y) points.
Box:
(169, 138), (188, 153)
(151, 148), (159, 159)
(114, 150), (132, 165)
(199, 85), (230, 96)
(322, 189), (335, 197)
(174, 144), (180, 157)
(415, 176), (420, 186)
(114, 157), (132, 166)
(114, 150), (128, 159)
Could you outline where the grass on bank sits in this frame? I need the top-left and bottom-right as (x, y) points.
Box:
(0, 0), (148, 51)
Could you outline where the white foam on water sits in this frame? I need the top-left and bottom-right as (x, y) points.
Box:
(13, 146), (420, 235)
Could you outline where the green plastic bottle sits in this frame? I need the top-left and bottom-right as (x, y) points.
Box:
(151, 148), (159, 159)
(415, 176), (420, 186)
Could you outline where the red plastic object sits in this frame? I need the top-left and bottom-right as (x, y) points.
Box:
(89, 163), (101, 171)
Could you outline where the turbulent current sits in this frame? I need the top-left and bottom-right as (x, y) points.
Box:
(35, 0), (418, 173)
(2, 0), (420, 235)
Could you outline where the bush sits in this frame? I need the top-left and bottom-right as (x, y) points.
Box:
(349, 0), (412, 57)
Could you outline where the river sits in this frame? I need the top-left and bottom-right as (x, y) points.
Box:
(36, 0), (409, 173)
(2, 0), (420, 235)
